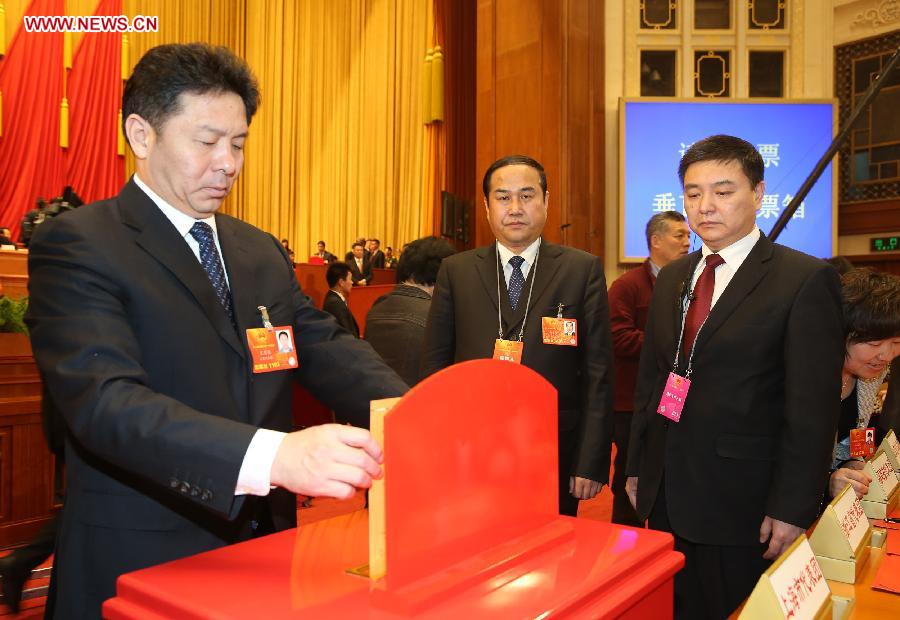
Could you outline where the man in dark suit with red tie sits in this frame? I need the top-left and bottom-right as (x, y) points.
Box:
(626, 135), (844, 618)
(421, 155), (614, 517)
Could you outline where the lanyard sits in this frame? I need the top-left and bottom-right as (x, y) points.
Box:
(671, 263), (708, 379)
(495, 241), (540, 342)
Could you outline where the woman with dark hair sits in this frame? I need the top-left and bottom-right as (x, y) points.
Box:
(364, 236), (455, 386)
(827, 269), (900, 500)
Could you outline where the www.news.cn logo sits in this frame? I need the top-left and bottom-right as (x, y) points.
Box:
(23, 15), (158, 33)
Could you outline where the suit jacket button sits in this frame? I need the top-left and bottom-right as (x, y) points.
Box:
(169, 477), (179, 488)
(201, 490), (213, 502)
(179, 482), (191, 494)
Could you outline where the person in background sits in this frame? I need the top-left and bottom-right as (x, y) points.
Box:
(348, 241), (372, 286)
(0, 227), (14, 246)
(384, 246), (398, 269)
(313, 240), (337, 264)
(365, 236), (456, 386)
(345, 237), (369, 262)
(368, 239), (385, 269)
(826, 269), (900, 501)
(607, 210), (690, 527)
(323, 262), (359, 337)
(826, 255), (855, 276)
(421, 154), (614, 517)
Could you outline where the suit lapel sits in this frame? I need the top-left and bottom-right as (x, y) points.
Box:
(216, 215), (257, 346)
(693, 235), (773, 354)
(474, 245), (513, 330)
(119, 180), (246, 359)
(665, 252), (702, 358)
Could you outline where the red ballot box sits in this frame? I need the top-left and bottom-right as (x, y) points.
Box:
(104, 360), (683, 619)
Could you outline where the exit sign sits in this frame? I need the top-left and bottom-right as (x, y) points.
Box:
(871, 236), (900, 252)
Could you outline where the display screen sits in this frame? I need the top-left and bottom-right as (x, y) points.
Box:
(621, 100), (835, 261)
(871, 236), (900, 252)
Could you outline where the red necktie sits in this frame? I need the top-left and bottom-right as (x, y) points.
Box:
(682, 253), (725, 357)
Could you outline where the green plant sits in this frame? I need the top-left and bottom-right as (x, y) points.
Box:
(0, 296), (29, 336)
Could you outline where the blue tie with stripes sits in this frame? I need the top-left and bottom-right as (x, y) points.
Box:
(508, 255), (526, 311)
(189, 221), (234, 323)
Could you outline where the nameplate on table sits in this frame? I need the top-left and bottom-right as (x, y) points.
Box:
(809, 484), (872, 583)
(739, 535), (830, 620)
(882, 429), (900, 472)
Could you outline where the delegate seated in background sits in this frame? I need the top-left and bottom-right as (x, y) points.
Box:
(365, 236), (455, 386)
(827, 268), (900, 501)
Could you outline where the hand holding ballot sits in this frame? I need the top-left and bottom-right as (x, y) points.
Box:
(830, 460), (872, 499)
(270, 424), (384, 499)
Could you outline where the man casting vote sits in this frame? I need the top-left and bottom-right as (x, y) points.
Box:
(26, 43), (407, 618)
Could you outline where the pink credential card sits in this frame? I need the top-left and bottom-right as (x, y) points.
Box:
(657, 372), (691, 423)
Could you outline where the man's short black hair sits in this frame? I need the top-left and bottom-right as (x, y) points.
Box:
(482, 155), (547, 199)
(397, 236), (456, 286)
(122, 43), (260, 144)
(371, 239), (380, 246)
(842, 268), (900, 343)
(352, 242), (364, 250)
(317, 240), (326, 246)
(278, 331), (290, 340)
(645, 211), (686, 251)
(326, 262), (352, 288)
(677, 135), (764, 189)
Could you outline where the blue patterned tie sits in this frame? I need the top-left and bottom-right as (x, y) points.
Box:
(508, 255), (526, 311)
(189, 221), (234, 323)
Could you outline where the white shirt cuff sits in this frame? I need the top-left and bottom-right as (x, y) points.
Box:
(235, 429), (287, 496)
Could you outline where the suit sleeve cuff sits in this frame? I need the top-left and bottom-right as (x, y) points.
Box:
(235, 429), (287, 496)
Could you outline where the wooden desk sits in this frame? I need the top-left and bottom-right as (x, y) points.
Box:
(828, 545), (900, 618)
(0, 250), (29, 299)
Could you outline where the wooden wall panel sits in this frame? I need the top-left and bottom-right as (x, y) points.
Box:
(475, 0), (605, 257)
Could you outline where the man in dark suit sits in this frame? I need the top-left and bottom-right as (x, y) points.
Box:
(421, 155), (614, 517)
(607, 211), (689, 526)
(368, 238), (386, 269)
(626, 135), (844, 619)
(348, 241), (372, 285)
(313, 240), (337, 264)
(25, 44), (407, 618)
(323, 261), (360, 337)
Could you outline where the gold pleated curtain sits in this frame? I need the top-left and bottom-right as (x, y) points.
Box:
(122, 0), (428, 260)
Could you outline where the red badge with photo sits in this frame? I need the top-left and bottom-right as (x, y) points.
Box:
(246, 326), (298, 373)
(850, 427), (876, 458)
(541, 317), (578, 346)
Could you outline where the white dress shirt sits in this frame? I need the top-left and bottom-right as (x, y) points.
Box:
(690, 227), (761, 309)
(496, 237), (542, 286)
(134, 174), (285, 497)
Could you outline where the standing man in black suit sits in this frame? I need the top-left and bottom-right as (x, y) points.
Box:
(626, 135), (844, 619)
(368, 238), (386, 269)
(26, 44), (407, 618)
(348, 241), (372, 285)
(421, 155), (614, 517)
(323, 262), (360, 337)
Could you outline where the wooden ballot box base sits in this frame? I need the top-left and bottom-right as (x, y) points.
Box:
(860, 486), (898, 520)
(869, 527), (887, 549)
(830, 594), (854, 620)
(815, 538), (870, 584)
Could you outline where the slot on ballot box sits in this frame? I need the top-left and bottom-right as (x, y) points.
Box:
(808, 485), (871, 583)
(880, 429), (900, 473)
(860, 449), (900, 520)
(738, 535), (848, 620)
